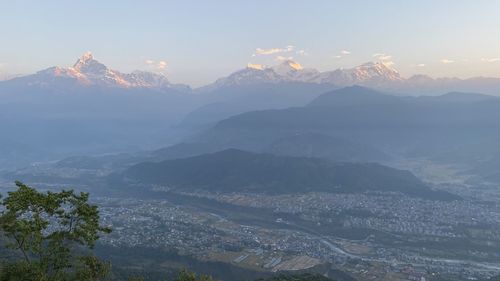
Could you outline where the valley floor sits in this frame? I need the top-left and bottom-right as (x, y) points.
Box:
(3, 158), (500, 281)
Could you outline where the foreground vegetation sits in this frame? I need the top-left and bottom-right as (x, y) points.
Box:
(0, 182), (335, 281)
(0, 181), (111, 280)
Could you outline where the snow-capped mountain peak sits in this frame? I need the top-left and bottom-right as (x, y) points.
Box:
(271, 60), (303, 75)
(23, 52), (190, 91)
(209, 59), (320, 89)
(268, 60), (305, 79)
(72, 51), (107, 76)
(209, 60), (320, 88)
(127, 71), (170, 88)
(81, 51), (94, 61)
(271, 60), (320, 83)
(319, 61), (403, 86)
(354, 61), (401, 80)
(211, 66), (282, 88)
(73, 51), (95, 67)
(212, 59), (407, 89)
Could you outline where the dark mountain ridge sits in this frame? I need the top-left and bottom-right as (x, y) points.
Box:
(121, 149), (459, 201)
(195, 86), (500, 163)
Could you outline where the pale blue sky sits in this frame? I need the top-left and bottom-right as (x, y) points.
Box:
(1, 0), (500, 86)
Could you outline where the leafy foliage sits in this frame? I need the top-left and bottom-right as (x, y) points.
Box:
(173, 269), (212, 281)
(0, 181), (111, 281)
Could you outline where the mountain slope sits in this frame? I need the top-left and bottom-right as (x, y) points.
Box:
(179, 82), (336, 129)
(0, 54), (200, 169)
(264, 132), (389, 162)
(121, 149), (458, 200)
(192, 86), (500, 165)
(307, 85), (400, 107)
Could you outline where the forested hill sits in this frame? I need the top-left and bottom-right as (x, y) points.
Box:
(120, 149), (458, 201)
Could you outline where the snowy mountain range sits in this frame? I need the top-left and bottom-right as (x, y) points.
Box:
(8, 52), (191, 92)
(209, 59), (500, 95)
(0, 53), (407, 91)
(209, 60), (404, 89)
(3, 52), (500, 95)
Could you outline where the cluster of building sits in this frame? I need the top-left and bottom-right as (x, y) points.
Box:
(92, 190), (500, 280)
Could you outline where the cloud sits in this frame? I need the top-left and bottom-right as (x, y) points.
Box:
(254, 45), (295, 56)
(0, 63), (14, 81)
(331, 50), (351, 59)
(247, 63), (265, 70)
(145, 59), (168, 71)
(157, 61), (167, 70)
(255, 48), (284, 55)
(417, 63), (426, 67)
(372, 53), (394, 66)
(481, 58), (500, 63)
(275, 55), (294, 61)
(296, 49), (307, 56)
(373, 53), (392, 61)
(441, 59), (454, 64)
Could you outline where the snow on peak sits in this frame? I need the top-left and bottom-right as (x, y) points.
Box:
(211, 60), (321, 88)
(272, 60), (303, 75)
(127, 71), (171, 88)
(73, 52), (98, 69)
(80, 51), (94, 62)
(71, 52), (110, 81)
(320, 61), (402, 86)
(358, 61), (398, 73)
(356, 62), (401, 81)
(354, 61), (400, 79)
(29, 53), (190, 91)
(286, 60), (303, 70)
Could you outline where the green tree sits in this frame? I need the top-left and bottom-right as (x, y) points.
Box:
(174, 269), (212, 281)
(0, 181), (111, 281)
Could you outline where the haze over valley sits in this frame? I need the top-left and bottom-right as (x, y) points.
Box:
(2, 1), (500, 281)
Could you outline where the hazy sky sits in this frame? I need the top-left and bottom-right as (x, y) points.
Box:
(1, 0), (500, 86)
